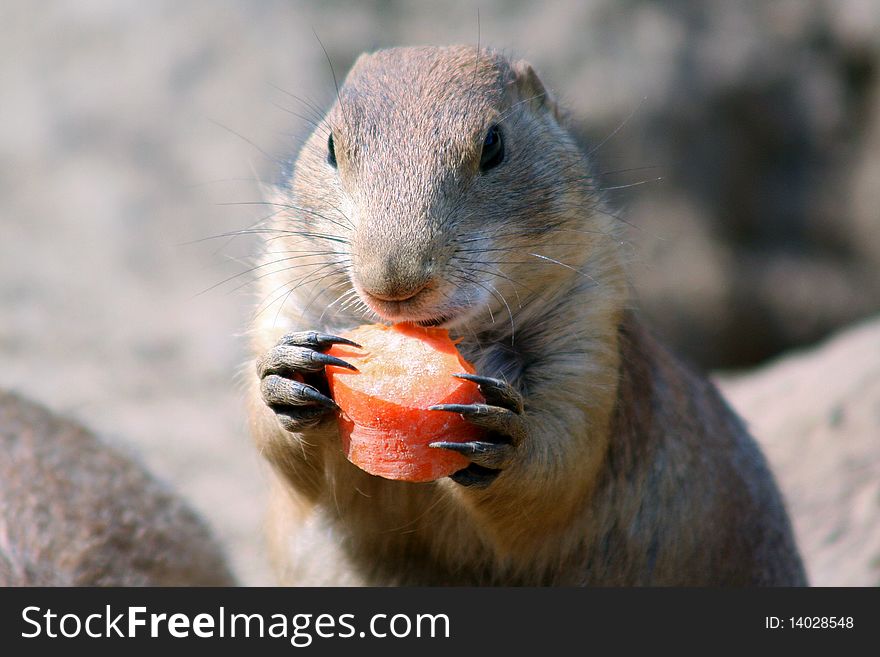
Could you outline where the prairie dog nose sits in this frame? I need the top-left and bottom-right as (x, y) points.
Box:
(356, 253), (432, 302)
(363, 282), (429, 302)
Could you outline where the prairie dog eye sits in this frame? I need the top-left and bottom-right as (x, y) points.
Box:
(479, 124), (504, 172)
(327, 133), (337, 168)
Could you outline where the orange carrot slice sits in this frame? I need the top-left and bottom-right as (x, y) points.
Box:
(326, 323), (484, 482)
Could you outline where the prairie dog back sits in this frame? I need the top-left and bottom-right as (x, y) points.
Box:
(0, 390), (236, 586)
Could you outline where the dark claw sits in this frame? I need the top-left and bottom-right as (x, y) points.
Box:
(429, 440), (511, 469)
(449, 464), (501, 488)
(262, 374), (339, 411)
(298, 385), (340, 411)
(429, 374), (526, 486)
(308, 351), (358, 371)
(451, 372), (503, 386)
(313, 332), (361, 349)
(279, 331), (361, 350)
(452, 373), (523, 413)
(429, 440), (494, 454)
(257, 342), (358, 378)
(428, 403), (515, 435)
(259, 330), (356, 433)
(428, 403), (492, 417)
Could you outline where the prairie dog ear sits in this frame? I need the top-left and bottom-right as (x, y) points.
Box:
(510, 59), (561, 121)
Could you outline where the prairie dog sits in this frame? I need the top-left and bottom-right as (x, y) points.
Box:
(0, 390), (236, 586)
(248, 46), (806, 585)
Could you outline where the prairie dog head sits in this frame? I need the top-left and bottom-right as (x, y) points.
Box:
(270, 46), (616, 332)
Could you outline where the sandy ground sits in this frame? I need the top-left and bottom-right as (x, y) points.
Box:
(2, 2), (876, 585)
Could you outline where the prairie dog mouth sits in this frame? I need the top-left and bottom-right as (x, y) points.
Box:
(362, 295), (464, 328)
(366, 299), (459, 327)
(356, 280), (458, 326)
(353, 277), (483, 329)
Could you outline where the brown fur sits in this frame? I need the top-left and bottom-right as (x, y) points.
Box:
(0, 390), (236, 586)
(249, 46), (806, 585)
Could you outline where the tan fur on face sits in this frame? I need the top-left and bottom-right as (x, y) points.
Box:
(248, 46), (805, 585)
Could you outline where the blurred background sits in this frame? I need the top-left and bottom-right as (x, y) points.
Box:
(1, 0), (877, 585)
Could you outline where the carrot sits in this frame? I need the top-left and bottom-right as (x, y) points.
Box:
(325, 323), (484, 482)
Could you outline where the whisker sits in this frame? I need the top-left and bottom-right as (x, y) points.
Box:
(300, 267), (354, 319)
(267, 82), (330, 126)
(268, 99), (326, 132)
(457, 225), (606, 245)
(313, 30), (351, 135)
(227, 257), (347, 296)
(597, 165), (663, 177)
(462, 264), (534, 301)
(252, 261), (348, 321)
(208, 118), (280, 165)
(319, 286), (359, 324)
(529, 253), (599, 286)
(585, 96), (647, 158)
(196, 251), (341, 297)
(180, 226), (349, 246)
(214, 201), (353, 233)
(597, 177), (663, 192)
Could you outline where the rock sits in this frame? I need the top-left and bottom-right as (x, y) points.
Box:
(719, 315), (880, 586)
